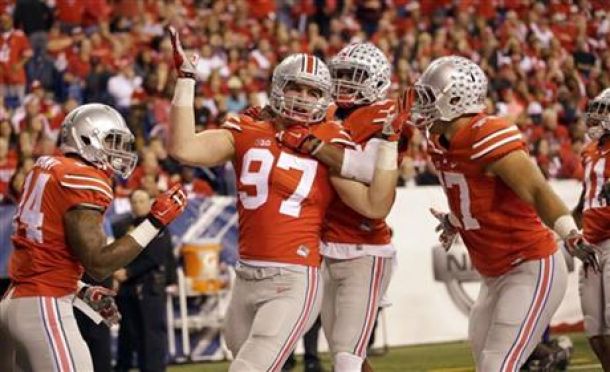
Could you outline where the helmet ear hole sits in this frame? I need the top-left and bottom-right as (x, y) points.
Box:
(80, 135), (91, 145)
(450, 96), (461, 106)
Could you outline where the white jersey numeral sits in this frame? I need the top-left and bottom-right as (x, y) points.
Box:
(584, 157), (607, 210)
(239, 148), (273, 210)
(238, 149), (318, 217)
(276, 152), (318, 217)
(440, 171), (480, 230)
(15, 172), (51, 243)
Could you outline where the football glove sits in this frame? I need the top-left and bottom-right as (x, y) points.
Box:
(564, 230), (600, 276)
(430, 208), (460, 251)
(277, 125), (323, 155)
(243, 105), (275, 121)
(168, 26), (198, 80)
(148, 184), (187, 228)
(376, 106), (401, 142)
(77, 285), (120, 327)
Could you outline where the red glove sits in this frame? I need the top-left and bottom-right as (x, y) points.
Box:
(148, 184), (187, 228)
(243, 105), (275, 121)
(277, 125), (322, 155)
(77, 286), (120, 327)
(168, 26), (198, 79)
(243, 106), (262, 119)
(564, 230), (600, 276)
(374, 105), (401, 142)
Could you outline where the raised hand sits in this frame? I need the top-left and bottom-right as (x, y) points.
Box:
(168, 26), (198, 79)
(149, 184), (188, 228)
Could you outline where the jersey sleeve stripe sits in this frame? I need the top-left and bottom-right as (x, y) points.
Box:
(470, 134), (523, 160)
(63, 174), (112, 193)
(330, 138), (357, 148)
(59, 181), (113, 199)
(472, 126), (520, 149)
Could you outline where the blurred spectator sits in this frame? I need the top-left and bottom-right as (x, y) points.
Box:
(1, 0), (609, 193)
(0, 137), (16, 202)
(226, 76), (247, 113)
(112, 189), (174, 372)
(0, 13), (33, 107)
(107, 59), (143, 114)
(124, 149), (170, 196)
(176, 165), (214, 199)
(12, 0), (53, 55)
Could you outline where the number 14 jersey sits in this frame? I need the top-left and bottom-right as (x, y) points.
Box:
(10, 155), (113, 297)
(224, 115), (353, 267)
(428, 114), (555, 277)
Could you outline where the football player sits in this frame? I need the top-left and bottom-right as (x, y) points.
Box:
(411, 56), (598, 371)
(168, 27), (399, 372)
(0, 103), (187, 371)
(271, 42), (403, 372)
(573, 88), (610, 370)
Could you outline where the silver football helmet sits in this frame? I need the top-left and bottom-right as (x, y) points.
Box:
(269, 53), (332, 123)
(585, 88), (610, 140)
(59, 103), (137, 178)
(411, 56), (487, 129)
(329, 42), (391, 106)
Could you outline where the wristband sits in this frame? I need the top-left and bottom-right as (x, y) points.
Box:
(553, 214), (578, 240)
(375, 140), (398, 171)
(128, 219), (160, 248)
(171, 78), (195, 107)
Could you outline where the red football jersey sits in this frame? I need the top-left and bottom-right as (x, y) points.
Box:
(224, 114), (351, 267)
(581, 140), (610, 244)
(10, 155), (113, 297)
(323, 99), (397, 245)
(428, 114), (556, 277)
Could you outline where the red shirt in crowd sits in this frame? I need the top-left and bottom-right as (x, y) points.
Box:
(0, 30), (32, 85)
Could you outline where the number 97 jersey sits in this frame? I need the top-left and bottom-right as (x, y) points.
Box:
(224, 114), (352, 267)
(428, 114), (555, 277)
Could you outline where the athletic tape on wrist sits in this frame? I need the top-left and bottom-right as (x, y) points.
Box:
(376, 140), (398, 170)
(128, 219), (160, 248)
(171, 78), (195, 107)
(553, 214), (578, 240)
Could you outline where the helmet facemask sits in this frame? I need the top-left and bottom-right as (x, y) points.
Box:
(585, 99), (610, 140)
(271, 78), (330, 123)
(329, 42), (391, 108)
(269, 54), (332, 124)
(71, 126), (137, 178)
(330, 62), (374, 106)
(410, 84), (443, 130)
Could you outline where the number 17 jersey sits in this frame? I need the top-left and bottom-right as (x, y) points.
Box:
(224, 115), (352, 267)
(428, 114), (555, 277)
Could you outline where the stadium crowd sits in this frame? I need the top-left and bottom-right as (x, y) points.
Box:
(1, 0), (610, 204)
